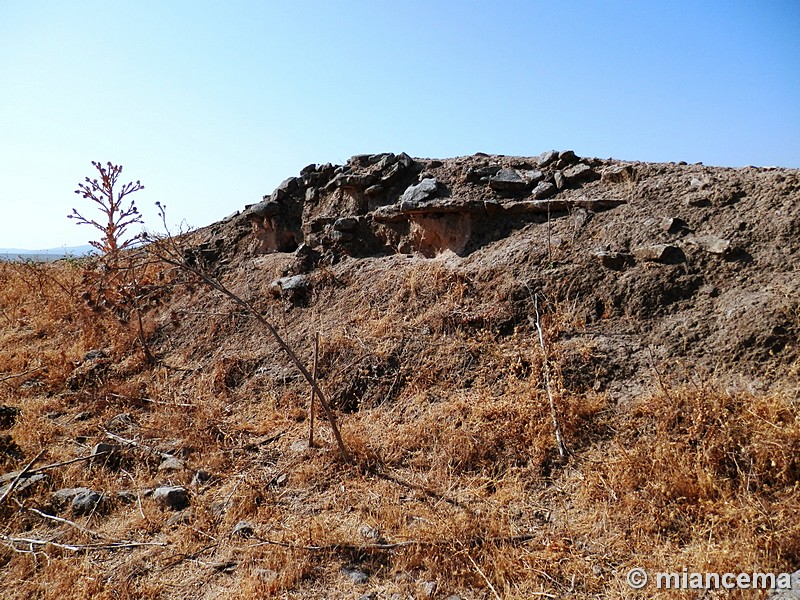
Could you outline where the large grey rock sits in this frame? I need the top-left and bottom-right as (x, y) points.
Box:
(531, 181), (556, 199)
(562, 163), (596, 184)
(536, 150), (558, 167)
(464, 165), (501, 183)
(489, 169), (529, 192)
(53, 487), (103, 514)
(153, 485), (190, 510)
(400, 178), (439, 206)
(72, 489), (103, 515)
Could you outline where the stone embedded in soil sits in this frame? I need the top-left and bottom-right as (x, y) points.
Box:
(531, 180), (557, 199)
(157, 456), (186, 471)
(0, 405), (20, 429)
(632, 243), (684, 263)
(400, 178), (439, 205)
(343, 567), (369, 584)
(562, 163), (596, 184)
(52, 487), (102, 514)
(662, 216), (691, 234)
(0, 472), (47, 498)
(153, 485), (190, 510)
(191, 470), (213, 487)
(231, 520), (256, 538)
(686, 234), (732, 255)
(71, 489), (103, 515)
(488, 168), (529, 192)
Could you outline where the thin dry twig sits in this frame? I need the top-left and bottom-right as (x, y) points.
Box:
(465, 552), (502, 600)
(28, 451), (109, 475)
(0, 367), (44, 383)
(147, 212), (351, 462)
(309, 331), (319, 447)
(529, 294), (568, 459)
(0, 449), (46, 504)
(0, 533), (166, 553)
(26, 507), (111, 540)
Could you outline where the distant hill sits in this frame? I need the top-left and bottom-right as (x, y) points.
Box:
(0, 244), (96, 262)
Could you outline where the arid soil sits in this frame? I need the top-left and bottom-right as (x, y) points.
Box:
(0, 151), (798, 599)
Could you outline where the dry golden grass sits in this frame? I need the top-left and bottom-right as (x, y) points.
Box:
(0, 255), (797, 598)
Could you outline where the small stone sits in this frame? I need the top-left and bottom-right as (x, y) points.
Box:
(269, 275), (310, 304)
(686, 235), (731, 255)
(343, 567), (369, 584)
(558, 149), (578, 163)
(117, 490), (137, 504)
(553, 171), (565, 189)
(595, 251), (631, 270)
(153, 485), (190, 511)
(274, 473), (288, 486)
(53, 487), (93, 508)
(71, 489), (103, 515)
(602, 164), (636, 183)
(400, 178), (439, 205)
(333, 217), (359, 232)
(91, 443), (119, 468)
(83, 348), (108, 361)
(0, 472), (46, 498)
(158, 456), (186, 471)
(531, 181), (556, 199)
(191, 470), (213, 487)
(464, 165), (501, 183)
(0, 405), (20, 429)
(364, 184), (384, 197)
(662, 217), (690, 234)
(632, 244), (684, 263)
(300, 163), (317, 175)
(106, 412), (136, 432)
(524, 169), (545, 184)
(232, 520), (256, 538)
(685, 196), (712, 207)
(357, 594), (377, 600)
(489, 169), (529, 192)
(421, 580), (438, 597)
(572, 207), (591, 229)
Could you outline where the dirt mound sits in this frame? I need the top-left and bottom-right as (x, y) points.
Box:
(195, 150), (800, 397)
(0, 151), (798, 599)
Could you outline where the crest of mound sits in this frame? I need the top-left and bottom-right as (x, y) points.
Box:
(186, 151), (799, 396)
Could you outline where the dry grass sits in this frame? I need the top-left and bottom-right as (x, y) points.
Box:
(0, 255), (798, 598)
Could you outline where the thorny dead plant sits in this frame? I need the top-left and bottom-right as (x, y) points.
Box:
(144, 202), (351, 462)
(68, 161), (145, 257)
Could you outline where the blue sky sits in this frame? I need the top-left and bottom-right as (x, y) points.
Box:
(1, 1), (798, 248)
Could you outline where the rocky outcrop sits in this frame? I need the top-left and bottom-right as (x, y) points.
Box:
(237, 150), (610, 260)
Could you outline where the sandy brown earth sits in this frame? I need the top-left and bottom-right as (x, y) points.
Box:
(0, 151), (798, 599)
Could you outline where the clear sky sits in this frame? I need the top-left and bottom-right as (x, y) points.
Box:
(1, 1), (798, 249)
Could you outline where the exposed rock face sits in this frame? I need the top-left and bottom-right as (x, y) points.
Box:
(236, 150), (608, 261)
